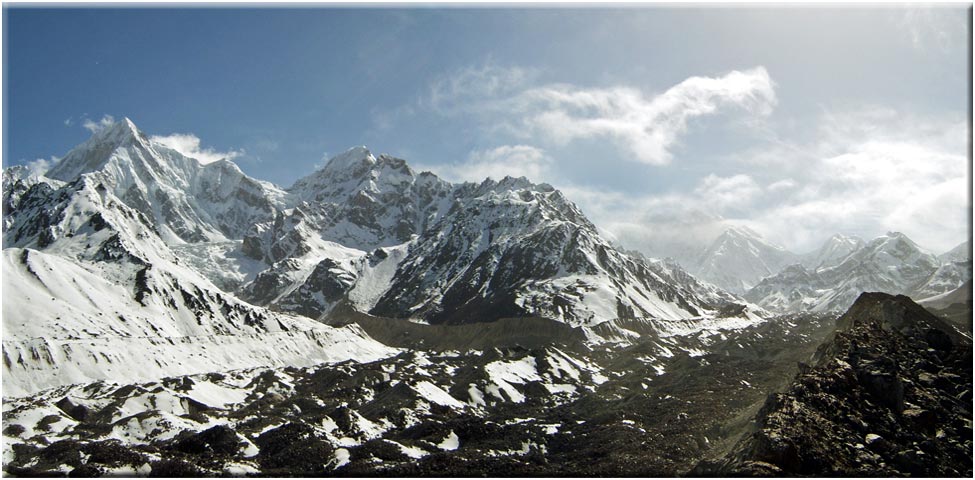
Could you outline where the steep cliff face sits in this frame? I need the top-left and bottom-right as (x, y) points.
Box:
(699, 292), (972, 477)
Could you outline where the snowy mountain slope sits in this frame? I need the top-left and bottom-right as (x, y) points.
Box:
(2, 243), (396, 396)
(1, 125), (397, 396)
(370, 180), (737, 326)
(911, 259), (972, 300)
(690, 226), (799, 294)
(239, 148), (746, 329)
(2, 205), (396, 394)
(246, 147), (452, 256)
(43, 118), (285, 244)
(2, 166), (65, 231)
(1, 118), (754, 396)
(799, 233), (864, 271)
(939, 239), (971, 263)
(745, 232), (966, 313)
(918, 279), (972, 310)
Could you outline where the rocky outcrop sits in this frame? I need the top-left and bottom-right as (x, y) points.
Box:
(698, 292), (972, 476)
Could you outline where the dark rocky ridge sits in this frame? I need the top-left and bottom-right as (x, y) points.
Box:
(324, 304), (590, 350)
(697, 292), (973, 476)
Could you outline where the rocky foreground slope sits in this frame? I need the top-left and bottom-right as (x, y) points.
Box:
(697, 292), (973, 476)
(6, 292), (969, 477)
(2, 311), (838, 476)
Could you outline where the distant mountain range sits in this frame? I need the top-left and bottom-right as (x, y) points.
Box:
(676, 223), (969, 314)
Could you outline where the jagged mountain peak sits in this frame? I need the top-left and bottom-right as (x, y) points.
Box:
(309, 146), (419, 180)
(45, 117), (153, 182)
(238, 146), (741, 328)
(860, 231), (932, 262)
(8, 120), (753, 338)
(826, 232), (863, 244)
(477, 175), (535, 190)
(720, 224), (764, 239)
(821, 233), (865, 253)
(288, 146), (433, 201)
(802, 233), (865, 271)
(746, 231), (961, 314)
(323, 145), (376, 171)
(692, 224), (797, 294)
(873, 231), (924, 251)
(3, 165), (38, 183)
(706, 226), (792, 258)
(103, 116), (141, 139)
(8, 117), (288, 245)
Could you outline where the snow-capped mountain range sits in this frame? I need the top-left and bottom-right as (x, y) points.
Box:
(2, 118), (755, 395)
(712, 229), (970, 313)
(688, 225), (799, 294)
(2, 118), (968, 397)
(679, 225), (968, 313)
(239, 148), (744, 328)
(2, 117), (970, 477)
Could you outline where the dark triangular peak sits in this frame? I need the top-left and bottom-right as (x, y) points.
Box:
(701, 290), (971, 477)
(836, 291), (966, 341)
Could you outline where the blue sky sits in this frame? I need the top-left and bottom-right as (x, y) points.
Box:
(4, 6), (970, 254)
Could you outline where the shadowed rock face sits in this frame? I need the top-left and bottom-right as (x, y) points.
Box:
(697, 292), (973, 477)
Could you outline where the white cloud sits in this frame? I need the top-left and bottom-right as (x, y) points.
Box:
(417, 63), (776, 166)
(767, 178), (797, 192)
(897, 7), (965, 53)
(558, 183), (736, 262)
(515, 67), (776, 165)
(386, 63), (966, 255)
(694, 174), (762, 212)
(428, 145), (552, 183)
(82, 114), (115, 134)
(727, 109), (968, 253)
(752, 128), (968, 253)
(26, 156), (58, 176)
(558, 107), (967, 257)
(149, 133), (244, 165)
(426, 63), (537, 115)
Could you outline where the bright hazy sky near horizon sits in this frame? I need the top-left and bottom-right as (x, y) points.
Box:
(4, 6), (971, 255)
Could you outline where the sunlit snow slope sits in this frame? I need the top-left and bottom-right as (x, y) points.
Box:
(2, 120), (396, 396)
